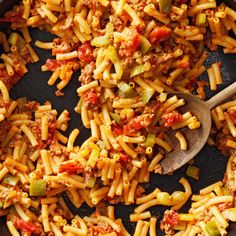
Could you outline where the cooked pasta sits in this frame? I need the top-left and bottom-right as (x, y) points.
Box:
(0, 0), (235, 235)
(160, 97), (236, 235)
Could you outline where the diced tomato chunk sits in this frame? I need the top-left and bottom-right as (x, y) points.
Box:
(59, 162), (83, 174)
(112, 125), (123, 135)
(0, 17), (15, 22)
(136, 25), (144, 34)
(0, 12), (22, 22)
(229, 110), (236, 124)
(132, 120), (142, 130)
(217, 202), (232, 211)
(165, 211), (179, 225)
(120, 11), (130, 22)
(83, 88), (100, 108)
(119, 152), (131, 165)
(78, 42), (93, 63)
(14, 218), (40, 234)
(91, 225), (113, 235)
(123, 114), (154, 136)
(179, 60), (190, 68)
(45, 59), (67, 71)
(130, 32), (141, 52)
(123, 120), (141, 135)
(149, 26), (172, 44)
(161, 210), (179, 227)
(162, 111), (182, 127)
(119, 30), (141, 57)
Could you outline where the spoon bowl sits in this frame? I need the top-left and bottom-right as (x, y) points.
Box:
(160, 93), (211, 174)
(160, 82), (236, 174)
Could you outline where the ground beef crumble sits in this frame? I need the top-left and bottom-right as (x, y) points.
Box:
(79, 61), (95, 84)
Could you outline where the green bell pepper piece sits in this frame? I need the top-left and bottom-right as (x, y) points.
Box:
(141, 89), (155, 104)
(159, 0), (172, 13)
(30, 179), (46, 196)
(140, 35), (152, 55)
(196, 13), (207, 26)
(110, 112), (121, 124)
(86, 176), (96, 188)
(3, 174), (19, 186)
(143, 133), (156, 148)
(118, 81), (136, 98)
(205, 221), (221, 236)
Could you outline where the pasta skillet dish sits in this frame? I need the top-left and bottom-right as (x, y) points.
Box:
(0, 0), (235, 235)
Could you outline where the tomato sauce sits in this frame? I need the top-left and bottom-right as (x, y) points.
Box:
(162, 111), (183, 127)
(14, 218), (40, 234)
(149, 26), (172, 44)
(78, 42), (93, 63)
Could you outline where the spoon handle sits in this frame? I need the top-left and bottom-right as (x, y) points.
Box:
(206, 81), (236, 109)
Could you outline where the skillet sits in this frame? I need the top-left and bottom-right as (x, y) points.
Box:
(0, 1), (236, 236)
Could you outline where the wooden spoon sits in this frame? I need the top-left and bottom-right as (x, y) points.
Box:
(160, 82), (236, 174)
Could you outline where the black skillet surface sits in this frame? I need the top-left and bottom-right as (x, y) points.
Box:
(223, 0), (236, 10)
(0, 6), (236, 236)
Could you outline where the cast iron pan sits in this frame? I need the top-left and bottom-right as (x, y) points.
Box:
(0, 3), (236, 236)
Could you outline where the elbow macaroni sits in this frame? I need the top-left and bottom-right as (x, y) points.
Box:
(0, 0), (235, 235)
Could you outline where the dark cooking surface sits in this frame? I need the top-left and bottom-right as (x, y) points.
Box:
(0, 27), (236, 235)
